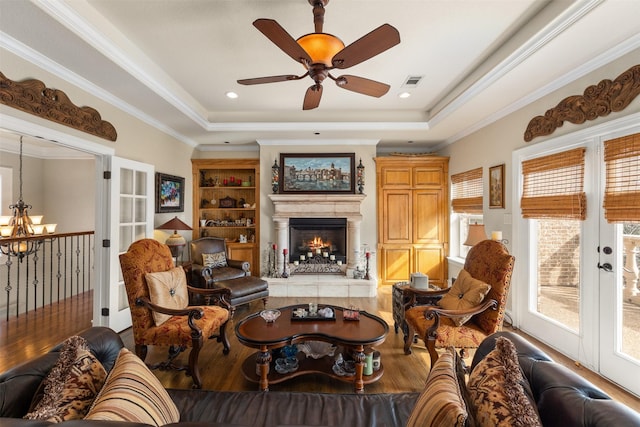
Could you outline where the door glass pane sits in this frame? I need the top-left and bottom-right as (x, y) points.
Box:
(134, 225), (146, 242)
(622, 224), (640, 361)
(536, 219), (581, 332)
(119, 225), (132, 252)
(135, 171), (147, 196)
(135, 198), (146, 222)
(120, 168), (133, 194)
(120, 197), (133, 223)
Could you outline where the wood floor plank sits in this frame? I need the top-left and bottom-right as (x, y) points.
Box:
(1, 287), (639, 411)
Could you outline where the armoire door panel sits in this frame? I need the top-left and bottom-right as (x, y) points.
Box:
(415, 246), (447, 286)
(414, 190), (443, 243)
(383, 191), (411, 243)
(381, 168), (412, 187)
(414, 167), (445, 188)
(381, 247), (412, 283)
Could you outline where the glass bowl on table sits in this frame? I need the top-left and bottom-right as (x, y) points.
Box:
(260, 309), (281, 323)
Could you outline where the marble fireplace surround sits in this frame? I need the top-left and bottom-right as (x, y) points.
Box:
(266, 194), (376, 297)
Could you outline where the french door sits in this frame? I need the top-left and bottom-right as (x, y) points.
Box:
(105, 156), (154, 332)
(513, 114), (640, 396)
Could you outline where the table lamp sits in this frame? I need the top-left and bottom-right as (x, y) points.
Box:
(464, 223), (487, 246)
(156, 216), (192, 259)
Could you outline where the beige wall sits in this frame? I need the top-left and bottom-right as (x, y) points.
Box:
(438, 50), (640, 250)
(1, 50), (196, 233)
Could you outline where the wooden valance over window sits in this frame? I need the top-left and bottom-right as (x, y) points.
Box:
(451, 167), (483, 214)
(521, 147), (586, 220)
(603, 133), (640, 223)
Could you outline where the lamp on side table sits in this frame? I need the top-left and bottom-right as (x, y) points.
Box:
(157, 216), (192, 263)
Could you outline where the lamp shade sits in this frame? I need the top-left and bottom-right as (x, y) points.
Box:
(464, 223), (487, 246)
(157, 216), (192, 232)
(156, 217), (192, 257)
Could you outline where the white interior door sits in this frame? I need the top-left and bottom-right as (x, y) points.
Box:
(106, 156), (154, 332)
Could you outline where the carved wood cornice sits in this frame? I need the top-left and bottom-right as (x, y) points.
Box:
(524, 64), (640, 142)
(0, 71), (117, 141)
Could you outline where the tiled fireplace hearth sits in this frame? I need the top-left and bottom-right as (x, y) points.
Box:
(266, 194), (376, 297)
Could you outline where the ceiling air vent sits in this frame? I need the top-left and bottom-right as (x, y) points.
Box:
(403, 75), (423, 87)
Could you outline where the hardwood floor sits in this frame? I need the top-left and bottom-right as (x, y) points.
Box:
(2, 287), (639, 411)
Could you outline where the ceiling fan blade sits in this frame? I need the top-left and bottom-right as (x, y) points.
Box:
(303, 85), (323, 110)
(335, 75), (390, 97)
(332, 24), (400, 69)
(253, 19), (312, 64)
(237, 74), (305, 85)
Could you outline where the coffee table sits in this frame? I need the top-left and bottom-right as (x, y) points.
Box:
(235, 304), (389, 393)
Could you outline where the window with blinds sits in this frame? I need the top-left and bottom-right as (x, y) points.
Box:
(520, 147), (586, 220)
(603, 133), (640, 223)
(451, 167), (483, 214)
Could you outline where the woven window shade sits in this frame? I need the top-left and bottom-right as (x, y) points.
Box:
(604, 133), (640, 223)
(521, 147), (586, 220)
(451, 167), (483, 213)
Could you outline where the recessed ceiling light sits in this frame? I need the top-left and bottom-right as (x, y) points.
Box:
(226, 92), (238, 99)
(399, 92), (411, 99)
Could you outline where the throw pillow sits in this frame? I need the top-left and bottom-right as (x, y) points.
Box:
(145, 266), (189, 326)
(85, 348), (180, 426)
(438, 268), (491, 326)
(202, 251), (228, 268)
(467, 336), (542, 427)
(24, 336), (107, 422)
(406, 347), (470, 427)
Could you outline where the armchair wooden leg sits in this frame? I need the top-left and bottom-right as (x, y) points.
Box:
(189, 333), (204, 389)
(404, 323), (415, 355)
(426, 338), (439, 371)
(217, 319), (231, 355)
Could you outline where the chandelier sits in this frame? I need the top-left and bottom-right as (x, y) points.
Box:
(0, 137), (55, 260)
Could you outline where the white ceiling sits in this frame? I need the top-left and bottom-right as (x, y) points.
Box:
(1, 0), (639, 152)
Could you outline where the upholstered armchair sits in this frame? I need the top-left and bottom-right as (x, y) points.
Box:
(190, 237), (250, 286)
(119, 238), (231, 389)
(190, 237), (269, 316)
(403, 240), (515, 369)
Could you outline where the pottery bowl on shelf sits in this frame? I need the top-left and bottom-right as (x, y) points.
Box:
(260, 309), (281, 323)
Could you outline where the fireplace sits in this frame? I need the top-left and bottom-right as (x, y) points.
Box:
(289, 218), (347, 263)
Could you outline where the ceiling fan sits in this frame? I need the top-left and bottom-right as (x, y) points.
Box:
(237, 0), (401, 110)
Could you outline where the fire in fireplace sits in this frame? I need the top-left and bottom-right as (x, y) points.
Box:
(289, 218), (347, 263)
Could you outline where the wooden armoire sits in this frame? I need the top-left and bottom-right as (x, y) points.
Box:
(375, 156), (449, 286)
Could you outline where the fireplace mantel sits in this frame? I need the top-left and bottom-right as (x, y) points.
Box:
(268, 193), (366, 273)
(269, 194), (366, 218)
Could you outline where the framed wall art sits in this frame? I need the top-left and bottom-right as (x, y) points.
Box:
(155, 172), (185, 213)
(279, 153), (355, 194)
(489, 164), (505, 209)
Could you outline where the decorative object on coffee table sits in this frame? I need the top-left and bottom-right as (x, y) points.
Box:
(235, 305), (387, 393)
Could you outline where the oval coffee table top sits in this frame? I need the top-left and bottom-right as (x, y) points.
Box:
(235, 304), (389, 348)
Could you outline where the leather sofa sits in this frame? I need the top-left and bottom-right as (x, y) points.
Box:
(2, 327), (639, 427)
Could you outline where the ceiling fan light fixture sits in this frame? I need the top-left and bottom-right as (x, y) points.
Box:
(296, 33), (344, 67)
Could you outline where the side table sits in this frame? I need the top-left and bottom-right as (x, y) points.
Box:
(392, 281), (440, 340)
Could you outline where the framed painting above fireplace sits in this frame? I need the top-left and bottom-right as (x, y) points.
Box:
(279, 153), (355, 194)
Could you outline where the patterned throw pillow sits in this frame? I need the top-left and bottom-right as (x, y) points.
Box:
(406, 347), (470, 427)
(145, 266), (189, 326)
(438, 268), (491, 326)
(85, 348), (180, 426)
(202, 251), (228, 268)
(24, 336), (107, 422)
(467, 336), (542, 427)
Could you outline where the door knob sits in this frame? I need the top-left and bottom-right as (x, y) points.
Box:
(598, 262), (613, 272)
